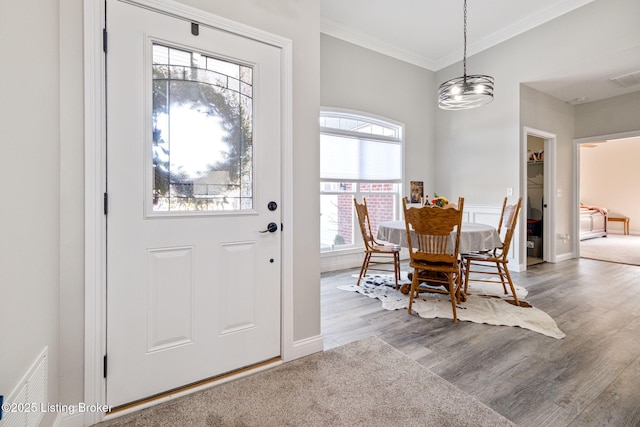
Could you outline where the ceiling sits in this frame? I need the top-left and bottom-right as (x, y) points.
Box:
(320, 0), (640, 104)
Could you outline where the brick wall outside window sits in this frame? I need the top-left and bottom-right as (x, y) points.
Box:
(335, 184), (396, 246)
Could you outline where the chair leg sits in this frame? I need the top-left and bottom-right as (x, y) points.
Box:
(455, 270), (464, 304)
(464, 257), (472, 296)
(495, 261), (508, 294)
(457, 261), (466, 302)
(393, 252), (400, 290)
(408, 271), (418, 313)
(357, 252), (371, 286)
(448, 274), (458, 323)
(502, 264), (520, 306)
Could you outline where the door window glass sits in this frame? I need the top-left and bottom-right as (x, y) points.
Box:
(152, 43), (253, 212)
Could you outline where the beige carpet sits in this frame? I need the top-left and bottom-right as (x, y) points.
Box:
(341, 273), (565, 339)
(98, 336), (514, 427)
(580, 234), (640, 265)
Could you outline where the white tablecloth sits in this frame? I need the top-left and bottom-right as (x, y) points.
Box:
(376, 220), (502, 254)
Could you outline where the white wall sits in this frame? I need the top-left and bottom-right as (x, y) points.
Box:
(580, 138), (640, 235)
(0, 0), (60, 419)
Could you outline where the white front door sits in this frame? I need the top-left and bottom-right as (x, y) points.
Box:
(106, 0), (282, 407)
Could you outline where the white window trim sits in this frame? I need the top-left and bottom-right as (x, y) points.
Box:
(320, 107), (405, 257)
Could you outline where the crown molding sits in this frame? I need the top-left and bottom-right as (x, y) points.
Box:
(320, 18), (438, 71)
(322, 0), (595, 72)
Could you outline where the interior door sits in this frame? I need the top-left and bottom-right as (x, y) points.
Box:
(106, 0), (282, 407)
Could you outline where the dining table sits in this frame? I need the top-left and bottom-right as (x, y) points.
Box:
(376, 220), (502, 254)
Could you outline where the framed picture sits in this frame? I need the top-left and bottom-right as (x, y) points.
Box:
(410, 181), (424, 204)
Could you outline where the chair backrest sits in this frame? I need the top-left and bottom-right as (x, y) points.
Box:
(496, 197), (508, 234)
(498, 197), (523, 256)
(402, 197), (464, 266)
(354, 197), (376, 250)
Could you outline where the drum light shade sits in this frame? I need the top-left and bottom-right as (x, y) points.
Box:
(438, 0), (494, 110)
(438, 74), (494, 110)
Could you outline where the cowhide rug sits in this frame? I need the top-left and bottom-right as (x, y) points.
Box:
(340, 273), (565, 339)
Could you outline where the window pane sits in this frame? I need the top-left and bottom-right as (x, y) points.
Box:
(358, 193), (396, 238)
(359, 183), (399, 193)
(320, 182), (355, 192)
(319, 111), (402, 253)
(320, 134), (401, 181)
(321, 194), (354, 250)
(152, 44), (253, 212)
(320, 113), (400, 140)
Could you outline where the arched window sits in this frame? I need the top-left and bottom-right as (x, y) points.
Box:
(320, 109), (403, 252)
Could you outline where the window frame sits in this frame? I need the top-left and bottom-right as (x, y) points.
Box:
(320, 108), (405, 254)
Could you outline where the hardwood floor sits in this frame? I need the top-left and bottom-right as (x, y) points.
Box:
(321, 258), (640, 426)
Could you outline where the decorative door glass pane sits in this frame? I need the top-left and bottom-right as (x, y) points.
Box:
(152, 43), (253, 212)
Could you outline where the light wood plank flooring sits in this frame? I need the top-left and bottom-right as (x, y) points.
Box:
(321, 258), (640, 426)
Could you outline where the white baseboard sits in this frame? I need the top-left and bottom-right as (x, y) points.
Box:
(320, 251), (362, 273)
(320, 249), (409, 273)
(554, 252), (575, 263)
(287, 334), (324, 360)
(57, 411), (83, 427)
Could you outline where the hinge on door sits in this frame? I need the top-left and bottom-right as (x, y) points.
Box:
(103, 28), (107, 53)
(103, 354), (107, 378)
(103, 193), (108, 215)
(281, 223), (284, 231)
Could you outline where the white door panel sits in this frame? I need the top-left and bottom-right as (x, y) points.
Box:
(106, 0), (282, 406)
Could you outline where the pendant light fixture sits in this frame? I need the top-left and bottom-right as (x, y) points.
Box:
(438, 0), (494, 110)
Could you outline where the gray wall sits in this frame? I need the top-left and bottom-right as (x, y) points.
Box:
(0, 0), (60, 413)
(434, 0), (640, 264)
(320, 34), (437, 196)
(520, 85), (576, 258)
(575, 92), (640, 139)
(60, 0), (85, 405)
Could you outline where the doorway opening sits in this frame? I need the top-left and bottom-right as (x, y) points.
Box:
(522, 127), (556, 269)
(575, 131), (640, 264)
(526, 135), (545, 266)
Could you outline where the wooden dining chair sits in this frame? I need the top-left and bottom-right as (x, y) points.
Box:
(354, 198), (401, 289)
(402, 197), (465, 322)
(462, 197), (523, 305)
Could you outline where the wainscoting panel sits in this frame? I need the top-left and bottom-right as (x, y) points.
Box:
(465, 203), (519, 266)
(464, 204), (502, 228)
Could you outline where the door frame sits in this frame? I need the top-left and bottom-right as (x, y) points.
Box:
(521, 126), (557, 269)
(83, 0), (293, 423)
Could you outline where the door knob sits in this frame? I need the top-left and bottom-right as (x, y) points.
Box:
(259, 222), (278, 233)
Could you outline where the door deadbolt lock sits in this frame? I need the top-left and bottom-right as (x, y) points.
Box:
(259, 222), (278, 233)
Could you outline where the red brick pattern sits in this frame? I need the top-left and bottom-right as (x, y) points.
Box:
(335, 183), (397, 246)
